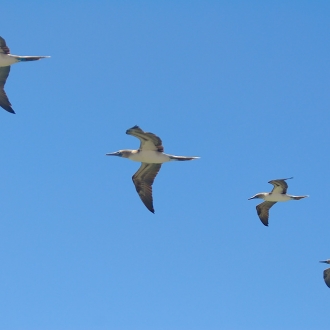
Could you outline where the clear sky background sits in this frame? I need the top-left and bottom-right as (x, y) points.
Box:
(0, 1), (329, 329)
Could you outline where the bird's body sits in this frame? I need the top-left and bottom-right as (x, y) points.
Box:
(319, 260), (330, 288)
(119, 150), (173, 163)
(0, 53), (20, 66)
(248, 177), (308, 226)
(257, 193), (293, 202)
(106, 125), (199, 213)
(0, 36), (50, 113)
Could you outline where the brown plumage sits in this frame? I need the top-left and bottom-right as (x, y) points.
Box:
(0, 36), (50, 114)
(132, 163), (162, 213)
(256, 201), (277, 226)
(323, 269), (330, 288)
(320, 260), (330, 288)
(126, 125), (164, 152)
(127, 127), (163, 212)
(0, 66), (13, 113)
(107, 126), (199, 213)
(268, 177), (293, 194)
(249, 177), (308, 226)
(0, 37), (10, 54)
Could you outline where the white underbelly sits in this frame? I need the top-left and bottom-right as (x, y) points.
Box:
(129, 151), (170, 163)
(0, 54), (18, 67)
(264, 194), (291, 202)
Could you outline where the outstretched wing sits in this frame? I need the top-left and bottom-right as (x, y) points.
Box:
(0, 37), (10, 54)
(126, 125), (164, 152)
(324, 268), (330, 288)
(132, 163), (162, 213)
(269, 177), (293, 194)
(0, 66), (14, 113)
(256, 201), (277, 226)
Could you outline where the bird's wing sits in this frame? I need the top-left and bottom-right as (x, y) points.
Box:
(269, 177), (293, 194)
(324, 268), (330, 288)
(132, 163), (162, 213)
(256, 201), (277, 226)
(126, 125), (164, 152)
(0, 37), (10, 54)
(0, 66), (14, 113)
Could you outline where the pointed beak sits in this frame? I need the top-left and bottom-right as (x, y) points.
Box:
(320, 261), (328, 263)
(106, 151), (122, 156)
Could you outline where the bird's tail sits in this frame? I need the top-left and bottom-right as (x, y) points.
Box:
(169, 155), (200, 161)
(292, 195), (309, 200)
(17, 56), (50, 62)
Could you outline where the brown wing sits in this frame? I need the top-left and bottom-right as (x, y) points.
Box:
(126, 125), (164, 152)
(0, 66), (14, 113)
(269, 177), (293, 194)
(324, 268), (330, 288)
(256, 201), (277, 226)
(132, 163), (162, 213)
(0, 37), (10, 54)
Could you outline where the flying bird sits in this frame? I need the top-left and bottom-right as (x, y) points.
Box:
(319, 260), (330, 288)
(0, 36), (50, 114)
(106, 125), (199, 213)
(248, 177), (308, 226)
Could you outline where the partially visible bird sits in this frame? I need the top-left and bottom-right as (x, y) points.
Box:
(106, 125), (199, 213)
(248, 177), (308, 226)
(319, 260), (330, 288)
(0, 36), (50, 113)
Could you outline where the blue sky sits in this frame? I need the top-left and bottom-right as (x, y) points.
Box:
(0, 1), (329, 329)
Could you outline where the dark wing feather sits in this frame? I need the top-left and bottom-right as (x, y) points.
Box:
(126, 125), (164, 152)
(269, 177), (293, 194)
(0, 37), (10, 54)
(132, 163), (162, 213)
(324, 268), (330, 288)
(0, 66), (14, 113)
(256, 201), (277, 226)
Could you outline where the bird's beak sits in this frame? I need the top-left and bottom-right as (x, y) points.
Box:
(320, 260), (328, 263)
(106, 151), (122, 157)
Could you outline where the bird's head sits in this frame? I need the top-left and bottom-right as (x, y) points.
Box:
(248, 193), (265, 200)
(106, 150), (132, 158)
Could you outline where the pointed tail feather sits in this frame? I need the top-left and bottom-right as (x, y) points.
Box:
(292, 195), (309, 200)
(169, 155), (200, 161)
(17, 56), (50, 62)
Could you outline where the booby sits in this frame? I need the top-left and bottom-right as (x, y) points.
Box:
(319, 260), (330, 288)
(106, 125), (199, 213)
(0, 36), (50, 113)
(248, 177), (308, 226)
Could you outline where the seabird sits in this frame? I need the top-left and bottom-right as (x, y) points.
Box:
(248, 177), (308, 226)
(106, 125), (199, 213)
(0, 36), (50, 113)
(319, 260), (330, 288)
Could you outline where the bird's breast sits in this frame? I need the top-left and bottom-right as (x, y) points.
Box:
(0, 54), (19, 67)
(129, 151), (170, 163)
(264, 193), (291, 202)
